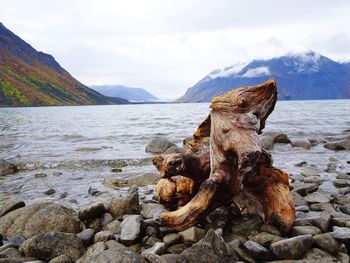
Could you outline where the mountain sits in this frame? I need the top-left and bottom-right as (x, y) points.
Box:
(0, 22), (127, 107)
(91, 85), (158, 102)
(177, 50), (350, 102)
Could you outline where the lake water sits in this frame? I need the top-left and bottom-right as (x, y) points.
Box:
(0, 100), (349, 208)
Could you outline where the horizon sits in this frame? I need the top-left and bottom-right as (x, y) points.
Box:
(1, 0), (350, 100)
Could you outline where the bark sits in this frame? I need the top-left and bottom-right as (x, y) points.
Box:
(153, 80), (295, 233)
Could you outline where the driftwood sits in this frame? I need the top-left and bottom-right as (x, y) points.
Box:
(153, 80), (295, 233)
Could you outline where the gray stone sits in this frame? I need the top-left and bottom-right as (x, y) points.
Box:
(81, 247), (143, 263)
(78, 202), (105, 221)
(141, 242), (166, 256)
(99, 213), (113, 226)
(293, 183), (319, 196)
(163, 233), (181, 246)
(290, 158), (307, 167)
(0, 247), (22, 258)
(337, 252), (350, 263)
(291, 226), (321, 236)
(108, 192), (140, 218)
(145, 137), (175, 153)
(166, 243), (188, 254)
(0, 203), (82, 239)
(332, 227), (350, 241)
(0, 159), (17, 176)
(249, 232), (283, 247)
(9, 235), (26, 248)
(179, 226), (205, 243)
(231, 216), (263, 237)
(273, 133), (291, 144)
(163, 146), (183, 154)
(303, 176), (322, 184)
(291, 191), (308, 206)
(260, 135), (274, 150)
(105, 240), (125, 250)
(145, 225), (159, 237)
(93, 231), (113, 243)
(313, 233), (340, 255)
(295, 205), (310, 212)
(119, 215), (142, 245)
(102, 219), (121, 233)
(86, 218), (100, 231)
(0, 200), (25, 218)
(294, 211), (331, 232)
(43, 188), (56, 195)
(304, 191), (331, 203)
(141, 202), (166, 219)
(269, 234), (313, 260)
(337, 173), (350, 180)
(49, 255), (72, 263)
(333, 179), (349, 187)
(243, 240), (274, 261)
(146, 237), (162, 248)
(76, 229), (95, 246)
(291, 139), (311, 149)
(324, 139), (350, 151)
(34, 173), (47, 178)
(20, 231), (85, 261)
(301, 166), (320, 177)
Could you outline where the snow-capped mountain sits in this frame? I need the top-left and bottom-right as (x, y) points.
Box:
(176, 50), (350, 102)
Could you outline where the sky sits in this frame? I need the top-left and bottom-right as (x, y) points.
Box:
(1, 0), (350, 100)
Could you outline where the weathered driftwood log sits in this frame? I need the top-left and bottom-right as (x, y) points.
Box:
(153, 80), (295, 233)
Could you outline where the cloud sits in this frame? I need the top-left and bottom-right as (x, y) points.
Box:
(1, 0), (350, 99)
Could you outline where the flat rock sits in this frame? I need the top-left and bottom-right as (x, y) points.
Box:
(324, 139), (350, 151)
(141, 202), (166, 219)
(179, 226), (205, 243)
(313, 233), (340, 255)
(20, 231), (85, 261)
(291, 139), (311, 149)
(294, 211), (331, 232)
(333, 179), (349, 187)
(80, 247), (143, 263)
(303, 248), (338, 262)
(290, 158), (307, 167)
(291, 226), (321, 236)
(0, 200), (25, 218)
(303, 176), (322, 184)
(0, 203), (82, 239)
(93, 231), (113, 243)
(300, 166), (320, 177)
(331, 227), (350, 241)
(119, 215), (142, 245)
(269, 234), (313, 260)
(293, 183), (319, 196)
(0, 159), (17, 176)
(108, 192), (140, 218)
(76, 229), (95, 246)
(304, 191), (331, 203)
(49, 255), (72, 263)
(78, 202), (105, 221)
(163, 233), (181, 246)
(291, 192), (308, 206)
(145, 137), (175, 153)
(243, 240), (274, 261)
(102, 219), (121, 233)
(249, 232), (283, 247)
(166, 243), (189, 254)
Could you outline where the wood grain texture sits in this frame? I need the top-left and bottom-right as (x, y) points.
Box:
(153, 80), (295, 233)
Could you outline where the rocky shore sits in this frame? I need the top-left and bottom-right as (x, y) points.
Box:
(0, 130), (350, 262)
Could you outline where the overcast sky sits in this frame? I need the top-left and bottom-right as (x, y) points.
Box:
(1, 0), (350, 99)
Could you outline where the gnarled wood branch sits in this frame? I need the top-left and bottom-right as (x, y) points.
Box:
(153, 80), (295, 233)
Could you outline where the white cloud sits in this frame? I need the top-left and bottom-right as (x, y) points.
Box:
(0, 0), (350, 99)
(242, 67), (271, 78)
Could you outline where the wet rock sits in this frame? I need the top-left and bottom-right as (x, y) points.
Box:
(141, 202), (166, 219)
(324, 139), (350, 151)
(260, 135), (274, 150)
(34, 173), (47, 178)
(303, 176), (322, 184)
(0, 200), (25, 218)
(333, 179), (349, 188)
(76, 229), (95, 246)
(93, 231), (113, 243)
(43, 188), (56, 195)
(294, 211), (331, 232)
(304, 248), (338, 261)
(291, 192), (308, 206)
(88, 187), (99, 196)
(291, 139), (311, 149)
(119, 215), (142, 245)
(293, 183), (319, 196)
(49, 255), (72, 263)
(295, 205), (310, 212)
(0, 159), (17, 176)
(249, 232), (283, 247)
(141, 242), (166, 256)
(102, 219), (121, 233)
(331, 227), (350, 241)
(269, 234), (313, 260)
(163, 146), (183, 154)
(324, 162), (337, 173)
(111, 168), (122, 173)
(128, 185), (138, 194)
(243, 240), (274, 261)
(81, 247), (143, 263)
(337, 173), (350, 180)
(300, 166), (320, 177)
(273, 133), (291, 144)
(313, 233), (340, 255)
(20, 231), (85, 261)
(100, 213), (113, 226)
(145, 137), (176, 153)
(304, 191), (331, 203)
(163, 233), (181, 246)
(0, 203), (82, 239)
(108, 192), (140, 218)
(179, 226), (205, 243)
(78, 202), (105, 221)
(291, 226), (321, 236)
(309, 202), (336, 213)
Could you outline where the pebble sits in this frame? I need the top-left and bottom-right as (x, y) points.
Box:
(78, 202), (106, 221)
(270, 234), (313, 260)
(43, 188), (56, 195)
(76, 229), (95, 245)
(179, 226), (205, 243)
(291, 226), (321, 236)
(313, 233), (340, 255)
(119, 215), (142, 245)
(141, 242), (166, 256)
(243, 240), (274, 261)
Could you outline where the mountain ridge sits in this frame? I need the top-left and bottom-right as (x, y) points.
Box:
(0, 22), (127, 107)
(177, 50), (350, 102)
